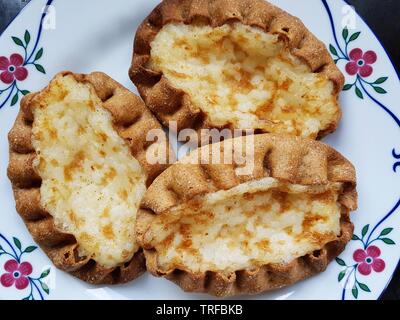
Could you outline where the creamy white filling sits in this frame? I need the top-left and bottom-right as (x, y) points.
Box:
(32, 75), (146, 267)
(148, 177), (342, 273)
(150, 23), (339, 138)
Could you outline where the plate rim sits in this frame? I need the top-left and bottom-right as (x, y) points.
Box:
(0, 0), (399, 300)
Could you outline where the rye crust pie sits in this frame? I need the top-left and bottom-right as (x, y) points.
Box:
(137, 134), (357, 297)
(130, 0), (345, 139)
(7, 72), (173, 284)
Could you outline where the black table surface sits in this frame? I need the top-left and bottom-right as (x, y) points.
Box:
(0, 0), (399, 300)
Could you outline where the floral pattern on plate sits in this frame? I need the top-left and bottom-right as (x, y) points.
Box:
(0, 234), (50, 300)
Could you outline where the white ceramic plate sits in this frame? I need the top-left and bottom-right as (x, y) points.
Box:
(0, 0), (399, 300)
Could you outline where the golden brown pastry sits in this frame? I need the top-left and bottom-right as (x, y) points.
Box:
(7, 71), (174, 284)
(130, 0), (345, 139)
(137, 134), (357, 297)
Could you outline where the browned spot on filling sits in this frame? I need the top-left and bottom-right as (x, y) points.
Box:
(35, 131), (44, 141)
(101, 207), (110, 218)
(243, 192), (255, 201)
(77, 124), (86, 135)
(161, 233), (175, 247)
(183, 199), (203, 213)
(241, 240), (249, 251)
(194, 45), (211, 64)
(68, 210), (76, 225)
(271, 190), (291, 212)
(217, 224), (229, 238)
(254, 85), (277, 120)
(284, 226), (294, 235)
(49, 127), (58, 140)
(87, 100), (95, 111)
(68, 210), (85, 228)
(41, 117), (58, 140)
(192, 213), (211, 225)
(256, 239), (270, 251)
(255, 201), (273, 213)
(179, 223), (192, 239)
(169, 70), (189, 79)
(302, 213), (328, 231)
(281, 104), (295, 113)
(119, 189), (128, 201)
(278, 78), (293, 91)
(102, 223), (114, 240)
(97, 131), (108, 143)
(222, 69), (253, 94)
(54, 86), (68, 101)
(305, 231), (336, 246)
(100, 167), (117, 186)
(80, 232), (93, 243)
(179, 238), (193, 250)
(64, 150), (85, 181)
(243, 229), (252, 238)
(94, 163), (103, 170)
(173, 38), (188, 49)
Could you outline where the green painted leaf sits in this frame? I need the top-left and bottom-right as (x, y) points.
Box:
(21, 90), (30, 96)
(361, 224), (369, 238)
(352, 286), (359, 299)
(40, 269), (51, 278)
(329, 44), (338, 56)
(380, 228), (393, 236)
(41, 281), (50, 294)
(358, 282), (371, 292)
(338, 270), (346, 282)
(0, 245), (3, 251)
(352, 234), (360, 240)
(343, 84), (353, 91)
(342, 27), (349, 41)
(349, 32), (361, 42)
(381, 238), (395, 245)
(24, 246), (37, 253)
(335, 257), (346, 266)
(13, 237), (21, 250)
(374, 77), (388, 84)
(355, 86), (364, 99)
(22, 297), (30, 300)
(34, 48), (43, 61)
(373, 86), (387, 94)
(35, 64), (46, 74)
(12, 36), (24, 47)
(11, 92), (19, 106)
(24, 30), (31, 46)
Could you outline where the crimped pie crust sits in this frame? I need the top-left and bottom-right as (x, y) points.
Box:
(137, 134), (357, 296)
(7, 71), (173, 284)
(130, 0), (345, 138)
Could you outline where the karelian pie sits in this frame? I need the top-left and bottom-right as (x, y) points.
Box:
(7, 72), (173, 284)
(137, 134), (357, 297)
(130, 0), (344, 140)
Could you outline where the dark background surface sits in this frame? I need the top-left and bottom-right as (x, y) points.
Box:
(0, 0), (399, 300)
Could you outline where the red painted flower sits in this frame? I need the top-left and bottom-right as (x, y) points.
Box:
(353, 246), (385, 276)
(0, 54), (28, 84)
(0, 259), (32, 290)
(345, 48), (377, 78)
